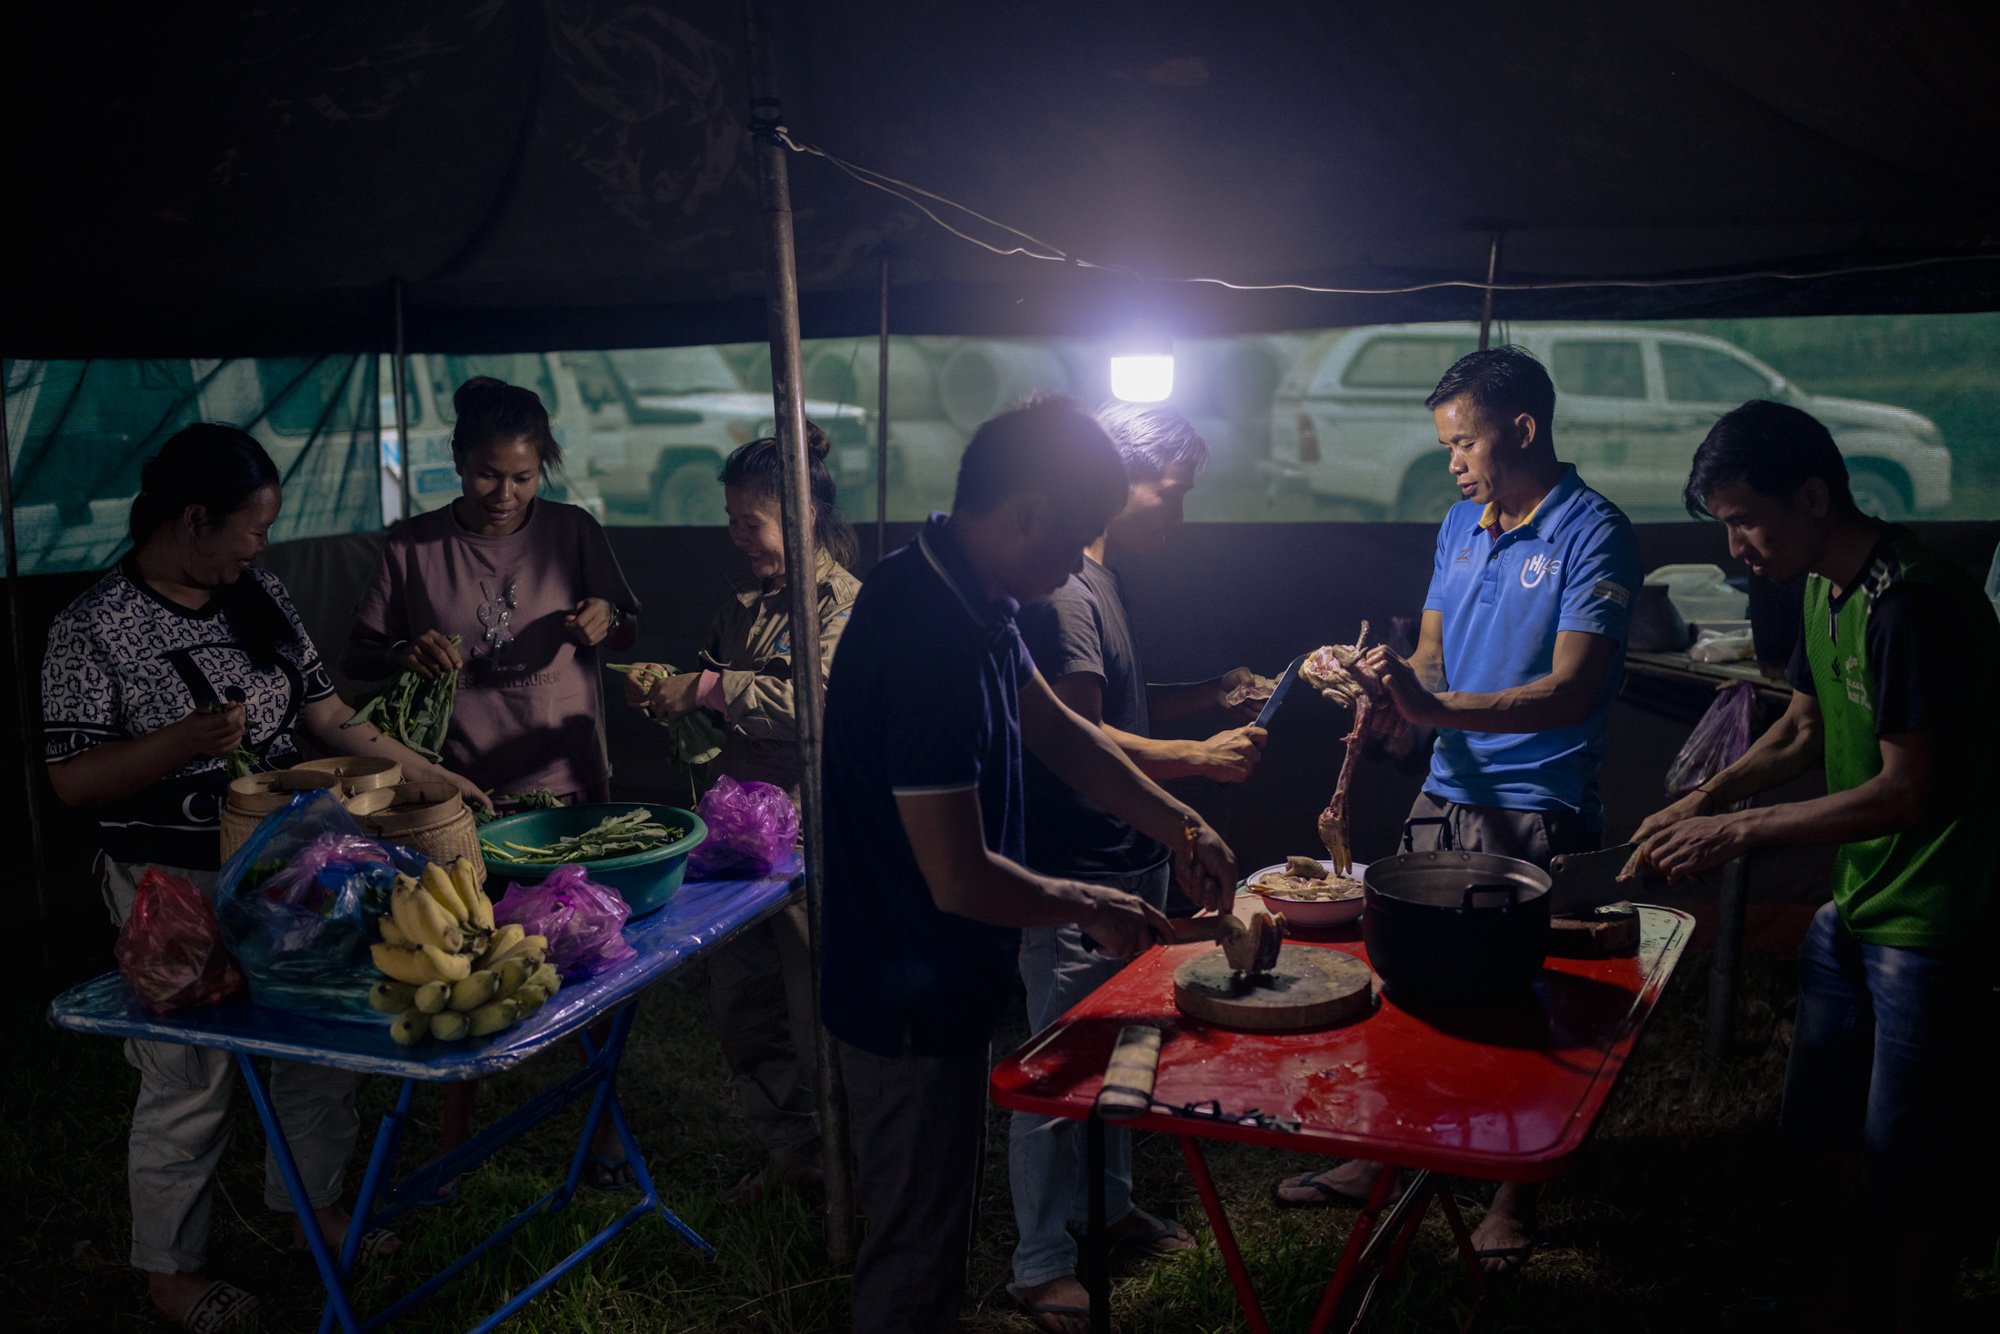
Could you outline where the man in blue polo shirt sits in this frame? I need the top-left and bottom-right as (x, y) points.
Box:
(820, 395), (1241, 1334)
(1272, 346), (1640, 1275)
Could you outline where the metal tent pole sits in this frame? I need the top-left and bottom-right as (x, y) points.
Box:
(1477, 232), (1504, 351)
(0, 371), (56, 944)
(745, 0), (855, 1265)
(876, 254), (890, 563)
(393, 280), (413, 524)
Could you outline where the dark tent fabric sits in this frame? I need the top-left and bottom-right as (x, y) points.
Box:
(7, 0), (1999, 358)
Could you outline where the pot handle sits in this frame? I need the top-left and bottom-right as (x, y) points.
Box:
(1460, 882), (1523, 913)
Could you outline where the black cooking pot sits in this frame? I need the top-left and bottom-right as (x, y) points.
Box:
(1362, 850), (1551, 1006)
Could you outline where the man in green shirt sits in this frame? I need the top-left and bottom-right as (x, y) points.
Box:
(1630, 400), (1996, 1331)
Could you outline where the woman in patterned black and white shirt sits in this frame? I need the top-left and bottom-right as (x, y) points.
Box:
(41, 424), (487, 1332)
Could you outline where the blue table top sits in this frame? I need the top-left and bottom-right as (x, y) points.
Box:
(47, 855), (803, 1080)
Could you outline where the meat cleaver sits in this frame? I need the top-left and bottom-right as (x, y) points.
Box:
(1548, 843), (1641, 913)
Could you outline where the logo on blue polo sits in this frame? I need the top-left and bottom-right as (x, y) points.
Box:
(1520, 554), (1562, 588)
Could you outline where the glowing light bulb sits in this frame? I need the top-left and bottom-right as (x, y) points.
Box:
(1109, 353), (1174, 403)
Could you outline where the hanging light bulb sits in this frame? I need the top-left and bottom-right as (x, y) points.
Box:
(1108, 328), (1174, 403)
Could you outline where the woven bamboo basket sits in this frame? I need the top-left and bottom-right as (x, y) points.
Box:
(292, 754), (402, 795)
(220, 769), (343, 863)
(354, 781), (481, 867)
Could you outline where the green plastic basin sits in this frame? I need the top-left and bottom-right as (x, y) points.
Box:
(479, 802), (707, 917)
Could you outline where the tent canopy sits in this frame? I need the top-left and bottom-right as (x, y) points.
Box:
(8, 0), (1999, 358)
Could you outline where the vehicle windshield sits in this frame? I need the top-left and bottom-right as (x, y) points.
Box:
(608, 347), (740, 395)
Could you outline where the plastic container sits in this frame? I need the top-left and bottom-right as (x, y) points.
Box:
(479, 803), (708, 917)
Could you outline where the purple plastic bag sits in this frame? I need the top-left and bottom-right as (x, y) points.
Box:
(493, 865), (639, 980)
(1666, 681), (1756, 796)
(687, 775), (799, 880)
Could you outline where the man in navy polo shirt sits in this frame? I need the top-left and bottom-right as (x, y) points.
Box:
(820, 395), (1241, 1334)
(1272, 346), (1640, 1275)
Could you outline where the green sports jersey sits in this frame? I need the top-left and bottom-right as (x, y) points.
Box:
(1798, 528), (1999, 946)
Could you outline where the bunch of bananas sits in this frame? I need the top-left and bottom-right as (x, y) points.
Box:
(366, 856), (561, 1045)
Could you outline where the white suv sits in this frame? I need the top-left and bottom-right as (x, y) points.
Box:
(1262, 323), (1952, 521)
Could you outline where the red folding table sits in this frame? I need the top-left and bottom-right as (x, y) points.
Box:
(990, 901), (1693, 1333)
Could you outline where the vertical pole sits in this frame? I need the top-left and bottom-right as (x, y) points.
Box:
(393, 280), (413, 524)
(745, 0), (854, 1264)
(1477, 232), (1504, 352)
(1706, 832), (1751, 1064)
(0, 368), (56, 943)
(875, 253), (890, 563)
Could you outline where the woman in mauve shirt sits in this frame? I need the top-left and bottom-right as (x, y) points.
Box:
(341, 375), (639, 1159)
(342, 376), (639, 807)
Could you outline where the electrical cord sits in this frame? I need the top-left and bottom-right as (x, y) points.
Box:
(774, 129), (2000, 297)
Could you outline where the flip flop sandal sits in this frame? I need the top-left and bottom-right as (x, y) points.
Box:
(1107, 1210), (1197, 1257)
(585, 1155), (637, 1193)
(1471, 1242), (1536, 1276)
(1271, 1170), (1370, 1209)
(1005, 1281), (1118, 1334)
(292, 1226), (401, 1269)
(179, 1278), (260, 1332)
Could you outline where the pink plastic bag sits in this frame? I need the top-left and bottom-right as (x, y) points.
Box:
(115, 869), (244, 1013)
(492, 865), (638, 980)
(687, 775), (799, 880)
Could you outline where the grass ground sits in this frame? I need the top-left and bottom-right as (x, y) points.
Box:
(8, 950), (1995, 1333)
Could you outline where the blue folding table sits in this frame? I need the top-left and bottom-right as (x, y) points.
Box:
(48, 854), (803, 1333)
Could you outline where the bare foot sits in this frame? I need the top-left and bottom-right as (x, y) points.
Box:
(1010, 1274), (1100, 1334)
(1469, 1192), (1537, 1276)
(1273, 1160), (1404, 1208)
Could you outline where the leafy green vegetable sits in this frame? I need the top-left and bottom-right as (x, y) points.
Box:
(345, 634), (461, 762)
(607, 662), (724, 766)
(482, 808), (685, 864)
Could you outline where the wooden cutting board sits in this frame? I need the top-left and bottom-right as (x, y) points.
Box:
(1173, 945), (1375, 1031)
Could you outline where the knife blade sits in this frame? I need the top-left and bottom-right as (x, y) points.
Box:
(1253, 654), (1307, 730)
(1548, 843), (1641, 913)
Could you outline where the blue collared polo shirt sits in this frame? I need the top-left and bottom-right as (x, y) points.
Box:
(1421, 465), (1640, 829)
(819, 514), (1035, 1057)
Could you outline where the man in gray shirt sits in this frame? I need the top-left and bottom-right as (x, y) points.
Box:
(1005, 404), (1268, 1332)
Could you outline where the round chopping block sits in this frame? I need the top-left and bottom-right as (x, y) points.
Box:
(1173, 945), (1375, 1031)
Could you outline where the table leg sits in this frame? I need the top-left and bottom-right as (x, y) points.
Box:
(1705, 850), (1750, 1063)
(234, 1053), (366, 1334)
(1083, 1111), (1110, 1334)
(316, 1079), (417, 1334)
(1176, 1137), (1271, 1334)
(1306, 1162), (1402, 1334)
(1434, 1189), (1489, 1332)
(1344, 1172), (1437, 1333)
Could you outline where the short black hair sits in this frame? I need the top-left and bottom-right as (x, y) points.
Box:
(1683, 400), (1856, 519)
(1425, 345), (1556, 438)
(951, 394), (1129, 526)
(451, 376), (563, 473)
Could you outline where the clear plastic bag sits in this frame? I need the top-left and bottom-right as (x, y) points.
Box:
(493, 865), (638, 980)
(216, 790), (422, 1023)
(686, 775), (799, 880)
(114, 868), (244, 1013)
(1666, 681), (1756, 797)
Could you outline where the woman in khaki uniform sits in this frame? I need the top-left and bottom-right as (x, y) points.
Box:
(624, 424), (859, 1207)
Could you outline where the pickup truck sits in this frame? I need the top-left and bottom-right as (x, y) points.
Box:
(1261, 323), (1952, 521)
(567, 347), (873, 525)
